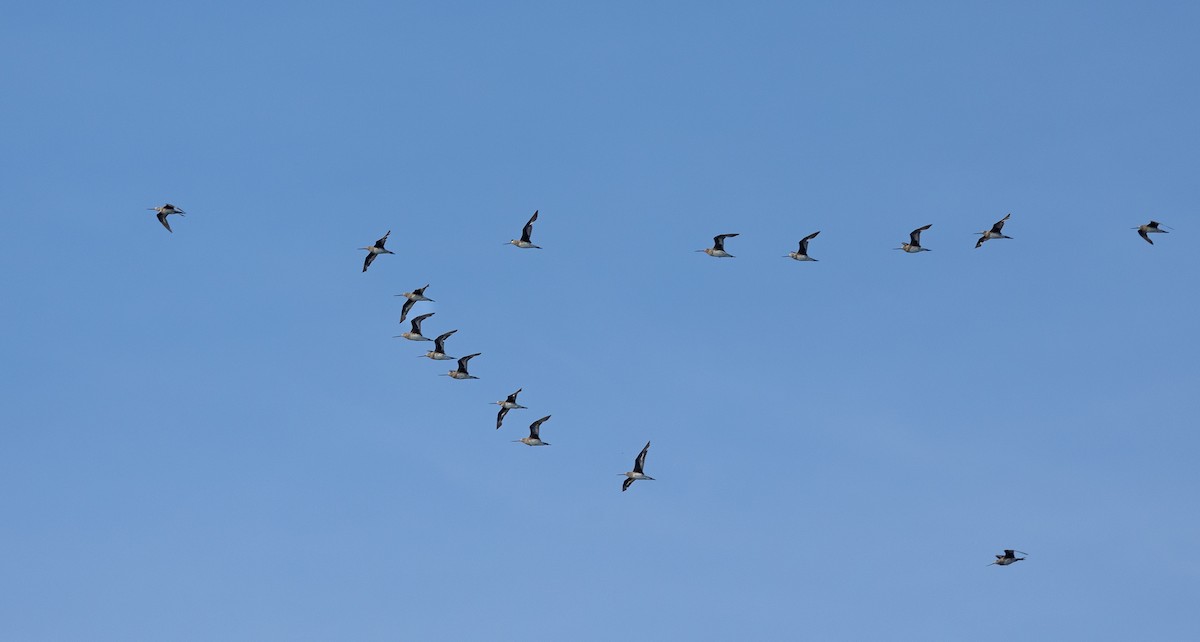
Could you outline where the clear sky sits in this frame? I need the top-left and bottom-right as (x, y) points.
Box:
(2, 1), (1198, 640)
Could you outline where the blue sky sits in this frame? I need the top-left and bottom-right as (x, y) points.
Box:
(2, 1), (1198, 639)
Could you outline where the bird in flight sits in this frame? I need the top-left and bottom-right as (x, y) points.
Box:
(360, 231), (394, 272)
(420, 329), (458, 361)
(697, 233), (739, 258)
(896, 224), (932, 253)
(1135, 220), (1170, 245)
(395, 284), (433, 323)
(508, 211), (542, 249)
(987, 549), (1028, 566)
(394, 312), (435, 342)
(442, 353), (481, 380)
(785, 231), (820, 261)
(149, 204), (185, 233)
(513, 415), (552, 446)
(975, 213), (1012, 249)
(621, 441), (655, 491)
(493, 388), (526, 430)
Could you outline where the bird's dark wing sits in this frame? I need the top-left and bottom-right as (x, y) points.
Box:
(990, 214), (1010, 234)
(910, 224), (931, 246)
(1139, 229), (1153, 244)
(1148, 220), (1161, 229)
(399, 298), (415, 323)
(1004, 549), (1015, 558)
(374, 231), (391, 249)
(975, 235), (986, 249)
(506, 388), (522, 403)
(713, 233), (738, 251)
(521, 211), (538, 243)
(634, 441), (650, 473)
(496, 406), (509, 430)
(157, 211), (172, 233)
(529, 415), (550, 438)
(434, 329), (457, 351)
(622, 477), (635, 492)
(363, 252), (376, 272)
(410, 312), (435, 333)
(415, 284), (429, 295)
(458, 353), (480, 372)
(799, 230), (819, 254)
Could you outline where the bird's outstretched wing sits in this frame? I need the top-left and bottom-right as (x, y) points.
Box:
(521, 211), (538, 243)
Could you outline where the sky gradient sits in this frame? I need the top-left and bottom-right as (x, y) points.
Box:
(2, 2), (1198, 640)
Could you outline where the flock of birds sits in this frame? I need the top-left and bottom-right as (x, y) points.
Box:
(146, 203), (1178, 564)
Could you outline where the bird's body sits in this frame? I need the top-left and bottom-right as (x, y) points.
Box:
(514, 415), (552, 446)
(989, 549), (1028, 566)
(493, 388), (526, 429)
(395, 312), (435, 342)
(1136, 220), (1169, 244)
(508, 211), (542, 249)
(149, 204), (185, 233)
(621, 441), (655, 491)
(421, 329), (458, 360)
(698, 233), (739, 258)
(360, 231), (395, 272)
(898, 224), (932, 252)
(975, 213), (1012, 248)
(786, 231), (820, 261)
(444, 353), (481, 380)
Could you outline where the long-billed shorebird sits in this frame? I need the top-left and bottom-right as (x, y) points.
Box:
(420, 329), (458, 360)
(493, 388), (526, 430)
(620, 441), (655, 492)
(896, 224), (932, 253)
(1135, 220), (1170, 244)
(442, 353), (481, 380)
(975, 213), (1012, 249)
(697, 233), (739, 258)
(513, 415), (552, 446)
(508, 210), (541, 249)
(149, 204), (185, 233)
(396, 284), (433, 302)
(360, 231), (394, 272)
(988, 549), (1028, 566)
(394, 312), (435, 341)
(785, 231), (820, 261)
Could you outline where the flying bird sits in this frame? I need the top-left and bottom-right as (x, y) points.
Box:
(396, 284), (433, 302)
(394, 312), (435, 342)
(420, 329), (458, 360)
(508, 210), (542, 249)
(896, 224), (932, 253)
(1135, 220), (1170, 245)
(493, 388), (526, 430)
(697, 233), (739, 258)
(620, 441), (655, 491)
(988, 549), (1028, 567)
(395, 285), (433, 323)
(513, 415), (552, 446)
(785, 231), (820, 261)
(975, 214), (1012, 249)
(149, 204), (185, 233)
(359, 231), (395, 272)
(442, 353), (481, 380)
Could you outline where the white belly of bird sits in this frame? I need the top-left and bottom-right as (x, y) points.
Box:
(790, 253), (814, 261)
(401, 333), (428, 341)
(522, 438), (545, 446)
(708, 250), (731, 257)
(450, 371), (470, 379)
(428, 353), (453, 360)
